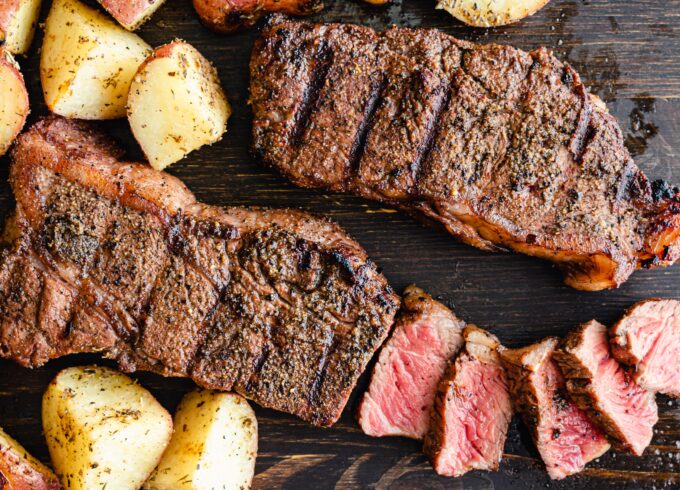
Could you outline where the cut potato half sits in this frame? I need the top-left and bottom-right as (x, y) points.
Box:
(41, 0), (152, 119)
(97, 0), (168, 30)
(0, 426), (60, 489)
(42, 366), (173, 490)
(145, 390), (258, 490)
(0, 0), (42, 54)
(437, 0), (550, 27)
(0, 49), (29, 156)
(127, 41), (230, 170)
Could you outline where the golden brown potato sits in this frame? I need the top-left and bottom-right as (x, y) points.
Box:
(0, 0), (41, 54)
(127, 41), (230, 170)
(0, 426), (60, 489)
(96, 0), (168, 30)
(0, 49), (29, 157)
(437, 0), (551, 27)
(41, 0), (152, 120)
(144, 390), (258, 490)
(193, 0), (324, 33)
(42, 366), (173, 490)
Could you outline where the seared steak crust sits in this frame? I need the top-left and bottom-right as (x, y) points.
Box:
(0, 117), (399, 427)
(250, 18), (680, 291)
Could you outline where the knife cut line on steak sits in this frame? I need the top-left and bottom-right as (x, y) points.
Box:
(0, 116), (400, 427)
(250, 17), (680, 291)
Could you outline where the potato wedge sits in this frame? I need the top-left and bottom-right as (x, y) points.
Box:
(127, 41), (230, 170)
(41, 0), (152, 119)
(436, 0), (550, 27)
(0, 0), (42, 54)
(42, 366), (173, 490)
(145, 390), (258, 490)
(0, 49), (29, 157)
(96, 0), (168, 30)
(0, 426), (60, 489)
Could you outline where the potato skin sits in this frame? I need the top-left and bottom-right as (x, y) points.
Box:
(193, 0), (324, 33)
(0, 0), (42, 54)
(96, 0), (168, 30)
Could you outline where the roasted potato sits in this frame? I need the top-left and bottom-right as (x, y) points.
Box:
(436, 0), (551, 27)
(41, 0), (152, 119)
(0, 0), (42, 54)
(127, 41), (230, 170)
(42, 366), (173, 490)
(96, 0), (168, 30)
(193, 0), (324, 33)
(145, 390), (258, 490)
(0, 49), (29, 157)
(0, 426), (60, 489)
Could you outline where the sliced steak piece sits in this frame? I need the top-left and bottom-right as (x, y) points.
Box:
(423, 325), (512, 477)
(357, 285), (464, 439)
(251, 18), (680, 291)
(554, 320), (658, 456)
(500, 338), (610, 480)
(0, 116), (400, 427)
(610, 299), (680, 398)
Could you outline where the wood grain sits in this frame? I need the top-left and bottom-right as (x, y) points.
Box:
(0, 0), (679, 488)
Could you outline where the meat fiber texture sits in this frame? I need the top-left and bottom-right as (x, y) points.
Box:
(611, 299), (680, 397)
(501, 338), (610, 480)
(424, 325), (512, 477)
(0, 116), (400, 427)
(251, 17), (680, 291)
(554, 320), (658, 456)
(357, 285), (465, 439)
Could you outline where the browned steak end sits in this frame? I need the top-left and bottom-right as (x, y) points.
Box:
(357, 285), (465, 439)
(610, 299), (680, 398)
(251, 19), (680, 291)
(500, 338), (610, 480)
(0, 116), (400, 427)
(554, 320), (658, 456)
(424, 326), (512, 477)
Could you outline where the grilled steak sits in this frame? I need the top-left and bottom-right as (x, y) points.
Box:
(554, 320), (658, 455)
(0, 116), (399, 427)
(610, 299), (680, 398)
(424, 325), (512, 477)
(357, 285), (464, 439)
(500, 338), (610, 480)
(250, 18), (680, 291)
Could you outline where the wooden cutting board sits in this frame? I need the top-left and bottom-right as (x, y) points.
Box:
(0, 0), (678, 488)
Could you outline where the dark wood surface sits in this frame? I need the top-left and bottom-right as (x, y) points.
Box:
(1, 0), (679, 488)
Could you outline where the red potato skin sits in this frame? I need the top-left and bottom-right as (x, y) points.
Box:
(192, 0), (324, 33)
(0, 49), (29, 157)
(97, 0), (163, 29)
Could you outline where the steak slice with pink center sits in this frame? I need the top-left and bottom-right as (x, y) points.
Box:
(501, 338), (610, 480)
(424, 325), (512, 477)
(610, 299), (680, 398)
(357, 285), (465, 439)
(554, 320), (658, 456)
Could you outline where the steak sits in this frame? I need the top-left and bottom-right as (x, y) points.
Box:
(357, 285), (464, 439)
(500, 338), (610, 480)
(424, 325), (512, 477)
(610, 299), (680, 398)
(250, 18), (680, 291)
(554, 320), (658, 456)
(0, 116), (400, 427)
